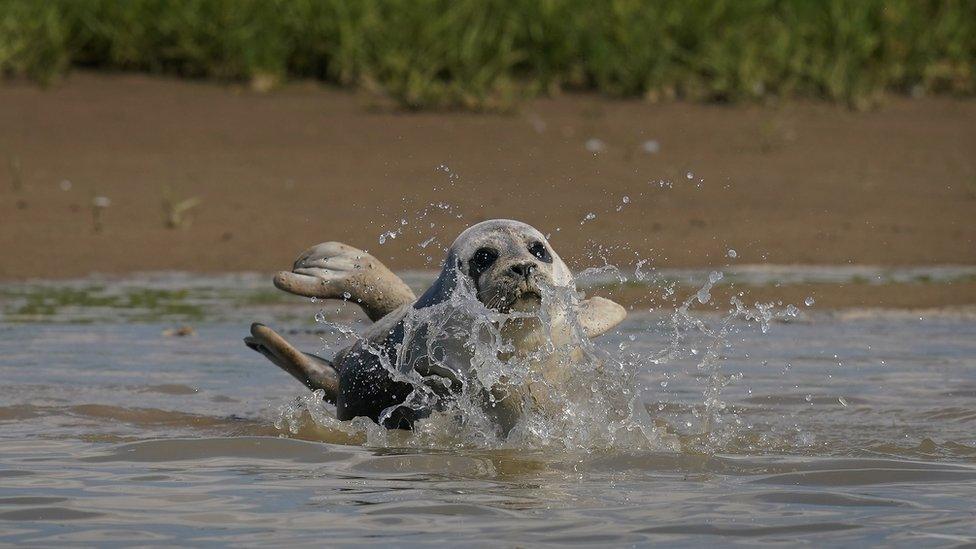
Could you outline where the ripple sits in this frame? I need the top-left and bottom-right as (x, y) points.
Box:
(638, 522), (860, 537)
(0, 507), (104, 521)
(80, 437), (356, 464)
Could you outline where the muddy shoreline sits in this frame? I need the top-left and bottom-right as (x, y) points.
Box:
(2, 73), (974, 308)
(3, 269), (974, 317)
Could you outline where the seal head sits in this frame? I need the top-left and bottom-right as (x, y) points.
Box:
(415, 219), (573, 313)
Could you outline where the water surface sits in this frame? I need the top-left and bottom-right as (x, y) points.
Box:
(1, 275), (975, 546)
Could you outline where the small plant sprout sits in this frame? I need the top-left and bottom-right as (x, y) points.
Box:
(91, 195), (111, 233)
(163, 187), (202, 230)
(8, 154), (23, 192)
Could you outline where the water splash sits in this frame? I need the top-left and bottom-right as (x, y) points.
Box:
(279, 190), (803, 453)
(282, 274), (666, 452)
(277, 250), (802, 455)
(374, 199), (464, 265)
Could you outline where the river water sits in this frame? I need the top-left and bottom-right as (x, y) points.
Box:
(1, 273), (975, 546)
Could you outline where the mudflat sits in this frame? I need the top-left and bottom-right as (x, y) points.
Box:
(1, 73), (974, 300)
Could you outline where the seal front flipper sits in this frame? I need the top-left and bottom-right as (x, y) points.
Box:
(578, 296), (626, 338)
(272, 242), (416, 322)
(244, 323), (339, 403)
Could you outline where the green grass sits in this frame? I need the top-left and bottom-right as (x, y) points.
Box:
(0, 282), (306, 323)
(1, 0), (974, 109)
(4, 286), (205, 319)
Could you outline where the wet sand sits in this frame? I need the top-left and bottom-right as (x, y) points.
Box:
(1, 72), (974, 306)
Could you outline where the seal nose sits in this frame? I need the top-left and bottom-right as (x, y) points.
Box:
(510, 262), (535, 280)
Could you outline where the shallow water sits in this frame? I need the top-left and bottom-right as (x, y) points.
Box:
(2, 276), (976, 545)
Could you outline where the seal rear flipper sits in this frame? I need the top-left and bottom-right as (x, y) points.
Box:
(244, 323), (339, 403)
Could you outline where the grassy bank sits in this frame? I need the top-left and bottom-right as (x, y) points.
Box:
(1, 0), (974, 108)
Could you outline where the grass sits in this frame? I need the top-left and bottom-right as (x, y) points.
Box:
(162, 187), (202, 230)
(1, 0), (974, 109)
(4, 286), (204, 320)
(0, 282), (303, 323)
(6, 153), (23, 192)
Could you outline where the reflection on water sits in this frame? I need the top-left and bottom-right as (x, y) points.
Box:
(1, 288), (976, 544)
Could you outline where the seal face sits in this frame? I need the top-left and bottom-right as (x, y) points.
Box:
(413, 219), (572, 311)
(455, 220), (570, 314)
(244, 219), (626, 432)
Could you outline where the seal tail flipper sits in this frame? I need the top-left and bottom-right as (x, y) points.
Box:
(272, 241), (416, 322)
(244, 323), (339, 403)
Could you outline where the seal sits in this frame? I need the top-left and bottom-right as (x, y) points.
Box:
(245, 219), (626, 432)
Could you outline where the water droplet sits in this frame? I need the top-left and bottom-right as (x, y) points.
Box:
(92, 196), (111, 208)
(696, 288), (710, 303)
(528, 114), (547, 133)
(585, 138), (606, 153)
(727, 249), (737, 259)
(641, 140), (660, 154)
(342, 292), (351, 300)
(622, 196), (630, 204)
(708, 271), (723, 284)
(804, 394), (813, 402)
(837, 396), (849, 407)
(804, 296), (815, 307)
(686, 171), (694, 180)
(59, 179), (72, 191)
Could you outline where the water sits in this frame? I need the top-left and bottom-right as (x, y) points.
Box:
(1, 275), (976, 545)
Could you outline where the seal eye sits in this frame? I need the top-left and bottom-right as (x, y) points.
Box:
(468, 247), (498, 279)
(528, 241), (552, 263)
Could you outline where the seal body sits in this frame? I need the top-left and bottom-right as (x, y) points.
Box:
(245, 219), (626, 431)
